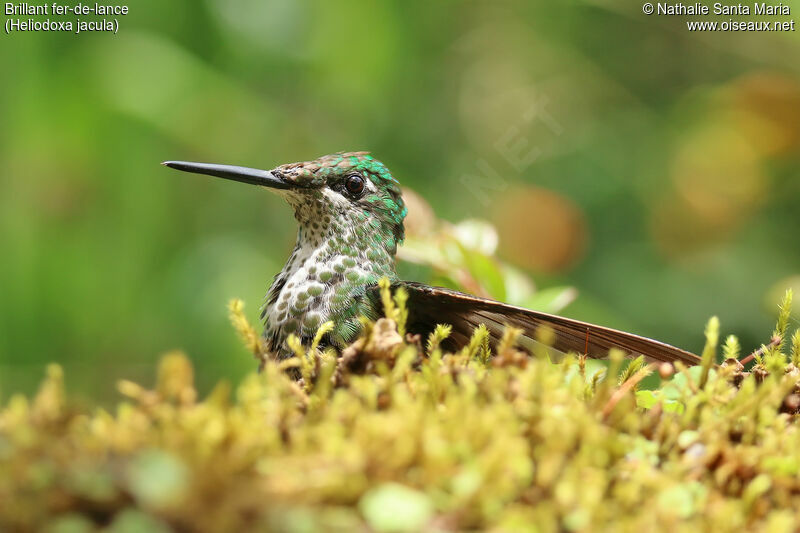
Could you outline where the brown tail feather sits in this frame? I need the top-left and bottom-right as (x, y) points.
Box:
(389, 281), (700, 366)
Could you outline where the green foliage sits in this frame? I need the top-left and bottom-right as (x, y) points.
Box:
(3, 290), (800, 531)
(723, 335), (741, 361)
(699, 316), (720, 389)
(792, 330), (800, 367)
(399, 218), (576, 314)
(377, 278), (409, 336)
(774, 289), (793, 352)
(359, 484), (434, 533)
(618, 355), (645, 387)
(426, 324), (452, 355)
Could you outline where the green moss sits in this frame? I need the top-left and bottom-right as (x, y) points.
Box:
(2, 290), (800, 532)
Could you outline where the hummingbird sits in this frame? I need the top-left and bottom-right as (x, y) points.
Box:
(163, 152), (700, 368)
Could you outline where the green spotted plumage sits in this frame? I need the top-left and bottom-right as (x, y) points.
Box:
(258, 152), (406, 356)
(164, 153), (702, 369)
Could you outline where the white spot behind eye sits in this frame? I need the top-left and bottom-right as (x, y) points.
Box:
(349, 175), (376, 195)
(321, 188), (354, 208)
(322, 179), (376, 206)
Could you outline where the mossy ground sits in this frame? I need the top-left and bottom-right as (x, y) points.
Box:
(2, 286), (800, 533)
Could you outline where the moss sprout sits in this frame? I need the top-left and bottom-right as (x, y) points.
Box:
(2, 289), (800, 532)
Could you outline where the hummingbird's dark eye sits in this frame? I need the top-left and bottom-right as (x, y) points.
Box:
(344, 174), (365, 197)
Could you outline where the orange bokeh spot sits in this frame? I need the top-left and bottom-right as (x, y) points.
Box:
(493, 186), (586, 274)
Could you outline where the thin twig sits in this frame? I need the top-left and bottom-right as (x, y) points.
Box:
(602, 363), (655, 419)
(739, 336), (782, 366)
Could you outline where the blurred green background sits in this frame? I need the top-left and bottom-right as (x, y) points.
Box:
(1, 0), (799, 401)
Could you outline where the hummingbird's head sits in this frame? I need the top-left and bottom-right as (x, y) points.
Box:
(163, 152), (407, 255)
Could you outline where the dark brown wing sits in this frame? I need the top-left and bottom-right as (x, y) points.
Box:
(391, 281), (700, 366)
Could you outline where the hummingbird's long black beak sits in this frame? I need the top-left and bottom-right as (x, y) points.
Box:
(162, 161), (291, 190)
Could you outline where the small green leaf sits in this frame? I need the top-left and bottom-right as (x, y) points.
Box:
(661, 399), (685, 414)
(635, 389), (660, 409)
(126, 449), (189, 509)
(452, 219), (498, 255)
(499, 265), (534, 305)
(107, 509), (172, 533)
(359, 483), (434, 533)
(461, 247), (506, 300)
(657, 482), (707, 519)
(635, 389), (684, 413)
(523, 286), (578, 314)
(45, 515), (94, 533)
(663, 365), (709, 400)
